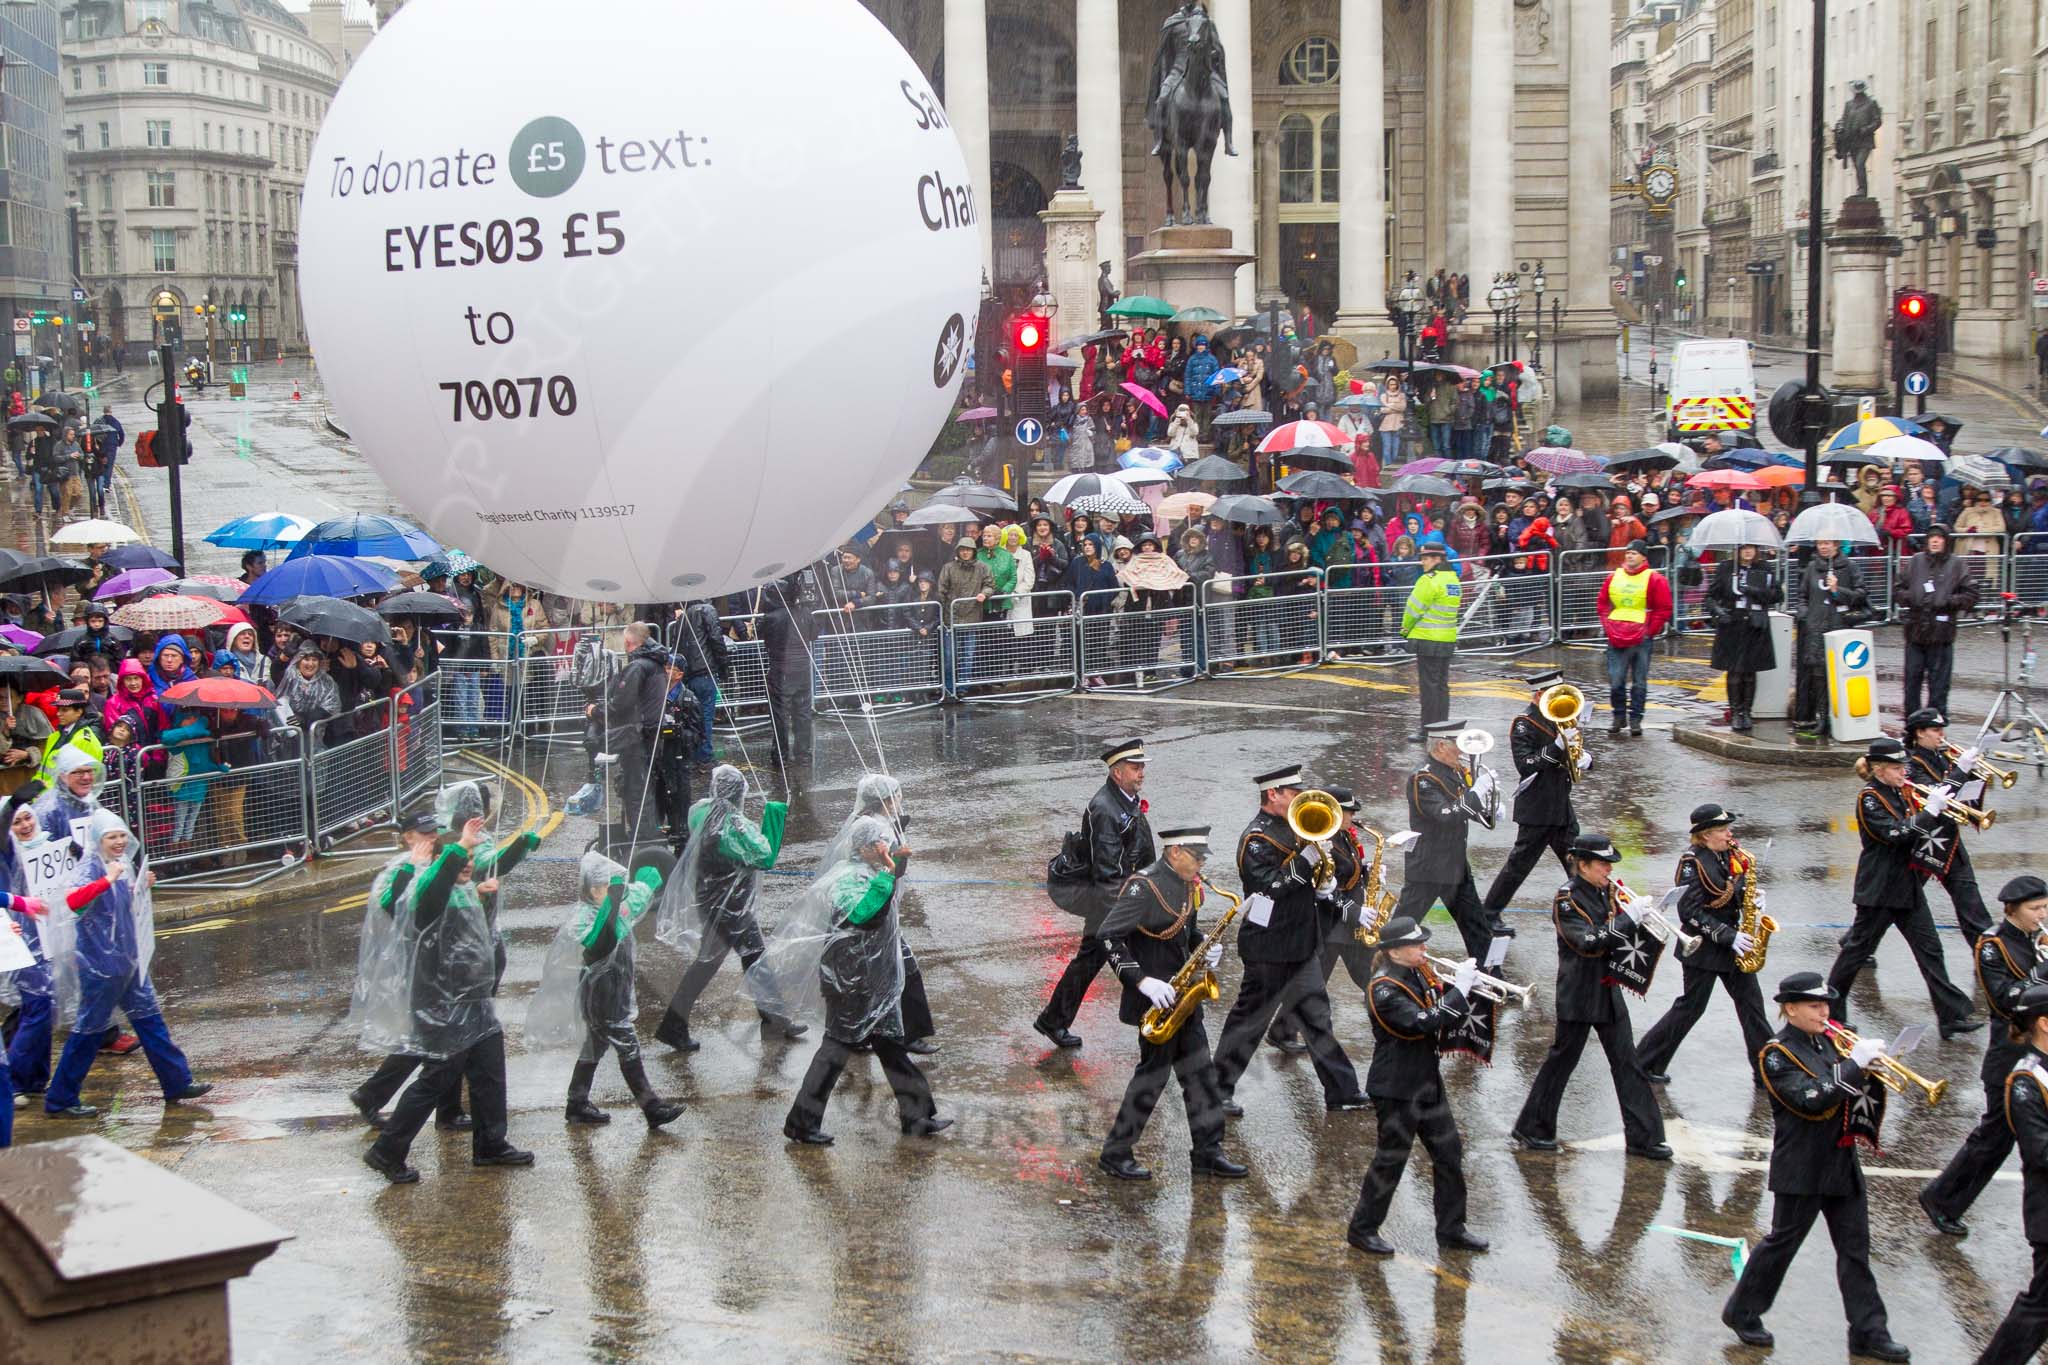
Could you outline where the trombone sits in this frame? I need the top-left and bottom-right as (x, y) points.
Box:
(1821, 1021), (1947, 1106)
(1424, 953), (1533, 1005)
(1943, 742), (2019, 790)
(1904, 780), (1996, 832)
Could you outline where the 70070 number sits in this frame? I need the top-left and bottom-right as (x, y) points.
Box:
(437, 376), (578, 422)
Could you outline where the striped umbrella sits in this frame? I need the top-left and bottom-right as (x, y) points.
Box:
(1820, 415), (1927, 451)
(1045, 471), (1137, 506)
(1257, 419), (1351, 454)
(1523, 446), (1607, 475)
(110, 594), (230, 632)
(1068, 491), (1151, 519)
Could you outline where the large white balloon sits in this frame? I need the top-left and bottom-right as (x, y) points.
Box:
(299, 0), (979, 602)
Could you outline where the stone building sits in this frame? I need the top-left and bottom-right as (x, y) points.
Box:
(0, 1), (76, 380)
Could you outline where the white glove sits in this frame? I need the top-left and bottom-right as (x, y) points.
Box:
(1921, 787), (1951, 818)
(1732, 931), (1758, 957)
(1551, 734), (1568, 754)
(1849, 1038), (1886, 1068)
(1138, 977), (1177, 1010)
(1204, 943), (1224, 971)
(1618, 891), (1647, 924)
(1452, 961), (1479, 998)
(1576, 751), (1594, 777)
(1954, 746), (1981, 775)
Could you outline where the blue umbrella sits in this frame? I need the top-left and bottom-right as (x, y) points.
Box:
(102, 544), (181, 572)
(238, 554), (398, 605)
(1120, 445), (1183, 473)
(204, 512), (314, 551)
(285, 513), (440, 561)
(1212, 367), (1244, 384)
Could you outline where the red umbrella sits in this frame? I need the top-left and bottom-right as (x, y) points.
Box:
(1257, 419), (1352, 453)
(1686, 469), (1769, 491)
(1120, 381), (1170, 421)
(161, 677), (278, 711)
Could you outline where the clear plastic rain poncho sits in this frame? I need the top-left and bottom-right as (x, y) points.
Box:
(435, 780), (496, 837)
(525, 851), (664, 1053)
(364, 836), (504, 1060)
(33, 745), (106, 843)
(822, 774), (906, 869)
(45, 810), (157, 1031)
(655, 764), (786, 959)
(346, 848), (432, 1052)
(0, 806), (38, 1011)
(744, 815), (906, 1044)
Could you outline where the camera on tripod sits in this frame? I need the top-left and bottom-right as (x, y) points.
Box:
(1998, 592), (2047, 619)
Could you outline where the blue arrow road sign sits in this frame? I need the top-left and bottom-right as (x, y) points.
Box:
(1904, 370), (1931, 396)
(1015, 417), (1044, 447)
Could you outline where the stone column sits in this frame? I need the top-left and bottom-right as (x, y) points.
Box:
(1564, 0), (1616, 401)
(1255, 129), (1284, 304)
(1824, 199), (1898, 392)
(1039, 189), (1103, 342)
(1465, 0), (1514, 285)
(1074, 0), (1125, 291)
(1334, 0), (1388, 335)
(944, 0), (993, 278)
(1210, 0), (1256, 314)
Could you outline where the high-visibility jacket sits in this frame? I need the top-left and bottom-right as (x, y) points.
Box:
(1597, 565), (1673, 647)
(1401, 569), (1461, 643)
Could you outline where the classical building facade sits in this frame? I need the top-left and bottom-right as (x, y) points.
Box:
(0, 1), (76, 378)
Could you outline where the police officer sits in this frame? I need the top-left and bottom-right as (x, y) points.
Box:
(1903, 707), (1995, 941)
(1034, 739), (1155, 1050)
(1210, 764), (1368, 1117)
(1510, 834), (1671, 1159)
(1824, 736), (1982, 1038)
(1267, 785), (1375, 1053)
(1974, 980), (2048, 1364)
(1392, 720), (1497, 964)
(1399, 541), (1459, 741)
(1920, 873), (2048, 1237)
(1095, 826), (1249, 1182)
(1720, 972), (1910, 1361)
(1344, 917), (1488, 1257)
(1637, 804), (1774, 1083)
(1481, 670), (1581, 930)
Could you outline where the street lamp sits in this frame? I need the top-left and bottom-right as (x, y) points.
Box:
(1486, 274), (1507, 363)
(1502, 273), (1522, 362)
(1527, 260), (1547, 371)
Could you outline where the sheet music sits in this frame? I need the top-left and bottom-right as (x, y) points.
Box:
(1483, 935), (1509, 969)
(1243, 893), (1274, 928)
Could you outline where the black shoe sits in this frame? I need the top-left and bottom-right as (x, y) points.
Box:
(347, 1087), (385, 1127)
(1721, 1307), (1773, 1348)
(1347, 1230), (1396, 1255)
(655, 1020), (700, 1053)
(565, 1099), (611, 1125)
(1325, 1095), (1371, 1112)
(1848, 1333), (1910, 1362)
(1629, 722), (1644, 737)
(783, 1122), (834, 1146)
(1607, 716), (1625, 735)
(1642, 1070), (1671, 1085)
(363, 1148), (419, 1184)
(761, 1015), (808, 1041)
(1438, 1229), (1490, 1253)
(1941, 1017), (1986, 1039)
(1405, 731), (1425, 744)
(901, 1116), (953, 1138)
(1628, 1142), (1674, 1162)
(1512, 1130), (1558, 1152)
(472, 1147), (535, 1168)
(1099, 1153), (1152, 1181)
(167, 1082), (213, 1105)
(1266, 1029), (1308, 1055)
(45, 1103), (97, 1119)
(642, 1100), (685, 1129)
(436, 1113), (474, 1132)
(903, 1038), (939, 1056)
(1191, 1151), (1249, 1178)
(1918, 1189), (1967, 1237)
(1220, 1096), (1244, 1118)
(1033, 1019), (1084, 1050)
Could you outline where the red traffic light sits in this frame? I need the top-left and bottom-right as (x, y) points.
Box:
(1897, 292), (1928, 320)
(1012, 314), (1049, 354)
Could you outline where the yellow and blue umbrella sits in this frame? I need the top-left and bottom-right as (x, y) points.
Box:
(1820, 415), (1927, 451)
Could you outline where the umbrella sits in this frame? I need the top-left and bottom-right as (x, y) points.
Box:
(376, 590), (466, 622)
(1699, 448), (1780, 471)
(1258, 419), (1352, 454)
(1650, 505), (1707, 526)
(1686, 509), (1782, 552)
(1119, 445), (1183, 473)
(1948, 454), (2014, 491)
(1604, 447), (1685, 473)
(111, 594), (229, 632)
(902, 503), (983, 527)
(204, 512), (315, 551)
(101, 544), (182, 572)
(1210, 409), (1273, 428)
(0, 556), (91, 590)
(239, 554), (400, 605)
(4, 413), (57, 430)
(0, 655), (67, 687)
(1384, 474), (1463, 497)
(1054, 328), (1126, 352)
(1116, 467), (1174, 488)
(1687, 469), (1769, 491)
(928, 478), (1021, 514)
(278, 596), (394, 648)
(1863, 434), (1948, 466)
(1156, 491), (1217, 524)
(1276, 470), (1373, 501)
(287, 513), (440, 561)
(1170, 305), (1230, 324)
(1333, 393), (1375, 410)
(1105, 295), (1177, 320)
(1524, 446), (1607, 476)
(0, 625), (40, 651)
(49, 519), (139, 547)
(1394, 457), (1451, 476)
(160, 677), (278, 712)
(1550, 471), (1621, 492)
(1068, 491), (1151, 519)
(1787, 502), (1880, 546)
(420, 548), (482, 580)
(158, 575), (248, 603)
(1982, 446), (2048, 473)
(1409, 364), (1467, 382)
(956, 406), (999, 422)
(1363, 358), (1413, 374)
(1211, 367), (1247, 387)
(32, 623), (134, 657)
(1209, 493), (1287, 526)
(1750, 466), (1807, 488)
(1822, 415), (1927, 451)
(1818, 448), (1888, 468)
(1120, 382), (1170, 421)
(1178, 454), (1250, 482)
(1272, 448), (1354, 473)
(1438, 459), (1508, 479)
(1045, 471), (1138, 506)
(93, 567), (176, 600)
(1483, 477), (1539, 494)
(1046, 353), (1081, 370)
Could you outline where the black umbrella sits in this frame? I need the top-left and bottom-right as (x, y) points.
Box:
(376, 590), (465, 622)
(0, 654), (67, 687)
(927, 478), (1018, 514)
(1438, 458), (1507, 479)
(1178, 454), (1250, 482)
(1054, 328), (1127, 352)
(1650, 505), (1706, 526)
(1605, 447), (1684, 473)
(1363, 358), (1414, 374)
(1208, 493), (1288, 525)
(1210, 409), (1274, 428)
(279, 596), (394, 648)
(32, 623), (135, 657)
(1275, 470), (1372, 501)
(102, 544), (182, 572)
(1483, 477), (1539, 494)
(1550, 471), (1621, 492)
(1985, 446), (2048, 473)
(5, 413), (57, 431)
(1385, 474), (1463, 497)
(1818, 449), (1888, 468)
(0, 555), (90, 590)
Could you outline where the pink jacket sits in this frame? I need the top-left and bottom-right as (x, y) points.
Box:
(102, 659), (168, 743)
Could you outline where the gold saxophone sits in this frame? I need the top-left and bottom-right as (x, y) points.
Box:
(1732, 841), (1778, 974)
(1354, 827), (1399, 946)
(1140, 882), (1245, 1045)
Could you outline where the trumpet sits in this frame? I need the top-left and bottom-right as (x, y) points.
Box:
(1904, 780), (1997, 832)
(1286, 789), (1342, 893)
(1424, 953), (1533, 1005)
(1821, 1021), (1947, 1106)
(1615, 877), (1702, 957)
(1944, 742), (2019, 790)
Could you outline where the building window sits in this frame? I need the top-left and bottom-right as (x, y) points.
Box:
(69, 65), (80, 92)
(1277, 112), (1341, 206)
(205, 175), (215, 210)
(138, 0), (169, 22)
(99, 175), (112, 211)
(78, 12), (100, 38)
(98, 122), (111, 149)
(152, 229), (177, 274)
(143, 62), (169, 86)
(147, 172), (176, 208)
(1956, 7), (1969, 71)
(236, 127), (245, 154)
(147, 120), (172, 148)
(1279, 36), (1340, 86)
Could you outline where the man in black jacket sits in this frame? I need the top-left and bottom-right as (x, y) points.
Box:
(1638, 803), (1773, 1082)
(1095, 826), (1248, 1182)
(1720, 973), (1909, 1360)
(757, 570), (820, 772)
(1482, 671), (1580, 931)
(591, 622), (668, 842)
(1267, 784), (1375, 1052)
(1973, 980), (2048, 1363)
(1510, 833), (1670, 1159)
(1034, 739), (1155, 1049)
(1903, 707), (1994, 941)
(1898, 524), (1978, 717)
(1824, 737), (1982, 1037)
(1209, 763), (1366, 1116)
(1393, 719), (1497, 963)
(1920, 873), (2048, 1236)
(670, 599), (728, 763)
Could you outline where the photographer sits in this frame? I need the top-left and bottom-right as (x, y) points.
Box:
(588, 622), (668, 842)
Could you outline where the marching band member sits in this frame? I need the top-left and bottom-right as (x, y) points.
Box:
(1210, 764), (1367, 1118)
(1095, 826), (1248, 1182)
(1510, 834), (1670, 1159)
(1637, 804), (1773, 1083)
(1903, 708), (1995, 942)
(1393, 720), (1497, 964)
(1973, 981), (2048, 1364)
(1481, 671), (1581, 932)
(1720, 973), (1910, 1362)
(1267, 784), (1372, 1054)
(1921, 874), (2048, 1237)
(1344, 916), (1487, 1257)
(1823, 737), (1982, 1039)
(1035, 739), (1155, 1050)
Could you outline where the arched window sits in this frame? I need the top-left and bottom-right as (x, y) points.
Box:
(1279, 36), (1340, 86)
(1279, 113), (1341, 205)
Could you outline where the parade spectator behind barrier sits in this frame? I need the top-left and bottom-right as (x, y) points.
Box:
(1871, 486), (1915, 552)
(103, 659), (167, 748)
(974, 523), (1018, 618)
(2004, 487), (2033, 538)
(1447, 500), (1488, 568)
(1793, 540), (1870, 737)
(220, 624), (266, 685)
(1596, 540), (1672, 738)
(936, 540), (994, 691)
(1897, 524), (1978, 718)
(276, 645), (342, 739)
(1166, 403), (1201, 464)
(1906, 482), (1940, 536)
(74, 608), (128, 663)
(161, 707), (222, 846)
(1852, 465), (1886, 514)
(1425, 377), (1457, 456)
(1377, 381), (1407, 464)
(1000, 525), (1036, 636)
(1955, 488), (2006, 571)
(1452, 377), (1482, 460)
(1606, 495), (1649, 570)
(1277, 538), (1319, 666)
(827, 546), (878, 615)
(209, 705), (270, 865)
(1027, 517), (1070, 608)
(146, 637), (197, 695)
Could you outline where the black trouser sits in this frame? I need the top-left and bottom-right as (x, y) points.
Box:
(1348, 1080), (1467, 1240)
(615, 736), (654, 841)
(569, 992), (660, 1114)
(900, 945), (934, 1043)
(1636, 964), (1772, 1076)
(785, 1033), (935, 1133)
(1512, 1015), (1666, 1148)
(1979, 1242), (2048, 1365)
(1038, 933), (1110, 1033)
(1272, 932), (1373, 1039)
(1211, 957), (1360, 1103)
(653, 737), (691, 840)
(1483, 822), (1576, 917)
(660, 915), (780, 1036)
(1723, 1191), (1888, 1343)
(1101, 1015), (1227, 1161)
(1903, 639), (1955, 719)
(1794, 659), (1830, 734)
(1925, 1080), (2017, 1221)
(367, 1031), (512, 1164)
(1415, 650), (1451, 729)
(1932, 843), (1994, 940)
(355, 1052), (463, 1123)
(767, 665), (812, 760)
(1826, 895), (1976, 1031)
(1394, 871), (1493, 963)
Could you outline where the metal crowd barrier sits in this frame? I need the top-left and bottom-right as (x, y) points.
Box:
(949, 590), (1076, 702)
(812, 603), (945, 714)
(2014, 534), (2048, 607)
(128, 728), (309, 890)
(393, 695), (443, 808)
(308, 696), (398, 854)
(1204, 568), (1323, 674)
(1322, 565), (1415, 663)
(712, 615), (774, 734)
(1077, 589), (1199, 693)
(435, 631), (525, 742)
(1453, 551), (1554, 655)
(517, 632), (613, 743)
(1553, 546), (1669, 645)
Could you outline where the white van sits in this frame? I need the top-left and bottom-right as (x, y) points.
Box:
(1666, 338), (1757, 437)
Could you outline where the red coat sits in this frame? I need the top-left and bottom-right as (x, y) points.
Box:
(1872, 502), (1914, 546)
(1596, 567), (1673, 648)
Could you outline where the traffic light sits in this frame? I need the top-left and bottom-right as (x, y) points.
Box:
(145, 397), (191, 467)
(1674, 268), (1688, 292)
(1893, 288), (1937, 392)
(1011, 312), (1050, 420)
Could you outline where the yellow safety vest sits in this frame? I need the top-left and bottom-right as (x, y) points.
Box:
(1606, 567), (1651, 624)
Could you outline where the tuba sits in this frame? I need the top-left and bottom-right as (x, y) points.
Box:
(1287, 789), (1342, 893)
(1353, 827), (1400, 946)
(1539, 682), (1588, 782)
(1140, 883), (1244, 1044)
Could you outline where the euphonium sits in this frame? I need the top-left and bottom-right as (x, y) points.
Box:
(1731, 840), (1778, 974)
(1140, 883), (1244, 1044)
(1354, 827), (1399, 946)
(1822, 1020), (1947, 1106)
(1287, 789), (1342, 893)
(1538, 682), (1588, 783)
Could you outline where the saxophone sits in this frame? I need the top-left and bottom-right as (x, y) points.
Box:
(1140, 882), (1245, 1044)
(1354, 827), (1399, 946)
(1731, 841), (1777, 974)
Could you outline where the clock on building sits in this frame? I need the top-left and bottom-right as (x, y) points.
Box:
(1642, 163), (1679, 212)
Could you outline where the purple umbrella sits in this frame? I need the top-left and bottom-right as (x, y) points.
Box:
(94, 566), (177, 600)
(1523, 446), (1607, 476)
(1394, 457), (1451, 476)
(0, 625), (41, 651)
(957, 407), (999, 422)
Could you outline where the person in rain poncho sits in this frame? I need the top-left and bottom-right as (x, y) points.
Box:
(768, 815), (948, 1145)
(33, 746), (138, 1056)
(0, 792), (53, 1143)
(42, 810), (211, 1118)
(526, 850), (685, 1129)
(824, 774), (935, 1055)
(653, 764), (806, 1051)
